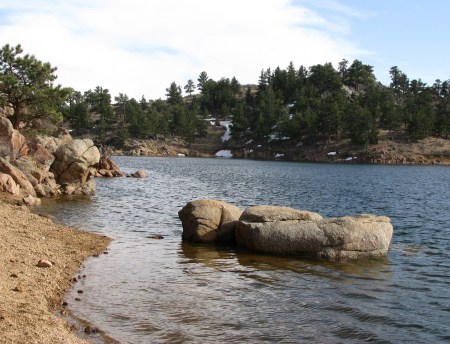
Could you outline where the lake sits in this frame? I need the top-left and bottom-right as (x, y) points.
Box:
(37, 157), (450, 343)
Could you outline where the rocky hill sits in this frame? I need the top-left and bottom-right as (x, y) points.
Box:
(112, 120), (450, 166)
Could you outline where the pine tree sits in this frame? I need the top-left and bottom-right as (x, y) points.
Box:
(0, 44), (69, 129)
(184, 79), (196, 96)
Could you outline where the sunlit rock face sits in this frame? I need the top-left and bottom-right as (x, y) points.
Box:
(179, 199), (243, 244)
(237, 206), (393, 260)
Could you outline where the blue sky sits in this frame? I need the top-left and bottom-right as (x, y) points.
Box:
(0, 0), (448, 99)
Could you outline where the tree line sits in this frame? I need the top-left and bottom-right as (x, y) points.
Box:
(1, 43), (449, 147)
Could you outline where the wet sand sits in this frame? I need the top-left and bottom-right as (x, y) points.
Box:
(0, 195), (111, 344)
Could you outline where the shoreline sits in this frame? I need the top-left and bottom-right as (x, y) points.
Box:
(112, 151), (450, 166)
(0, 195), (112, 344)
(111, 132), (450, 166)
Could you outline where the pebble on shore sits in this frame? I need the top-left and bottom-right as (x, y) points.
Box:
(0, 197), (111, 343)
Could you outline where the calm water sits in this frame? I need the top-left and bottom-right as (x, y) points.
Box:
(37, 157), (450, 343)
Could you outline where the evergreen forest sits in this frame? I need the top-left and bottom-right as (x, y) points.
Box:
(1, 44), (450, 148)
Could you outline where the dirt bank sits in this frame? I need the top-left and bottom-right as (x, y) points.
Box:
(0, 196), (111, 344)
(110, 124), (450, 165)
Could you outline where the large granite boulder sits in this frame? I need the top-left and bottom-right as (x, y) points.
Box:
(51, 139), (100, 195)
(0, 116), (28, 159)
(179, 199), (243, 244)
(236, 206), (393, 260)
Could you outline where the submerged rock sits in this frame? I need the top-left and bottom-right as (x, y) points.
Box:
(128, 169), (146, 178)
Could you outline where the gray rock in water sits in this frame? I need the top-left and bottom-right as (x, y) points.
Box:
(236, 206), (393, 260)
(179, 199), (243, 244)
(129, 169), (146, 178)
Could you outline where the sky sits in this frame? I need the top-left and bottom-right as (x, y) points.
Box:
(0, 0), (449, 100)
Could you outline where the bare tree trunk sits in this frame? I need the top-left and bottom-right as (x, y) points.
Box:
(13, 103), (21, 130)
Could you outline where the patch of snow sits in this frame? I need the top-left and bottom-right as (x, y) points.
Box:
(274, 153), (285, 158)
(215, 150), (233, 158)
(256, 145), (262, 148)
(269, 133), (290, 142)
(219, 121), (232, 142)
(249, 149), (253, 153)
(245, 139), (253, 145)
(345, 157), (353, 161)
(287, 103), (296, 108)
(177, 153), (185, 157)
(327, 151), (337, 156)
(296, 142), (303, 147)
(289, 114), (294, 120)
(268, 133), (278, 142)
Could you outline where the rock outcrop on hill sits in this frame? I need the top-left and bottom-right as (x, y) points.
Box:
(179, 200), (393, 260)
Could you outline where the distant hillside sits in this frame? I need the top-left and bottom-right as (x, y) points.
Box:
(113, 118), (450, 165)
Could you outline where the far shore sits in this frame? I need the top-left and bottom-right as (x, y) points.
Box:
(0, 193), (112, 344)
(111, 132), (450, 166)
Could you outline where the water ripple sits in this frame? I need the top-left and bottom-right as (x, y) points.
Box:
(36, 157), (450, 344)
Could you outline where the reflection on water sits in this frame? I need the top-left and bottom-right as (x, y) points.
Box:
(35, 157), (450, 343)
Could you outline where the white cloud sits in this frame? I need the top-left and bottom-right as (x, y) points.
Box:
(0, 0), (364, 99)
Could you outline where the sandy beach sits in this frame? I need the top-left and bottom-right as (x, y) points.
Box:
(0, 194), (111, 344)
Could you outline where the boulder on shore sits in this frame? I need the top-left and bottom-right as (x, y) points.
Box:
(0, 116), (29, 159)
(50, 139), (100, 195)
(0, 173), (20, 195)
(0, 116), (125, 199)
(236, 206), (393, 260)
(0, 158), (36, 196)
(178, 199), (243, 244)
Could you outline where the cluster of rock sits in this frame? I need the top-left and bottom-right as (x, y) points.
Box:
(95, 156), (124, 178)
(0, 116), (123, 204)
(113, 138), (212, 158)
(178, 199), (393, 260)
